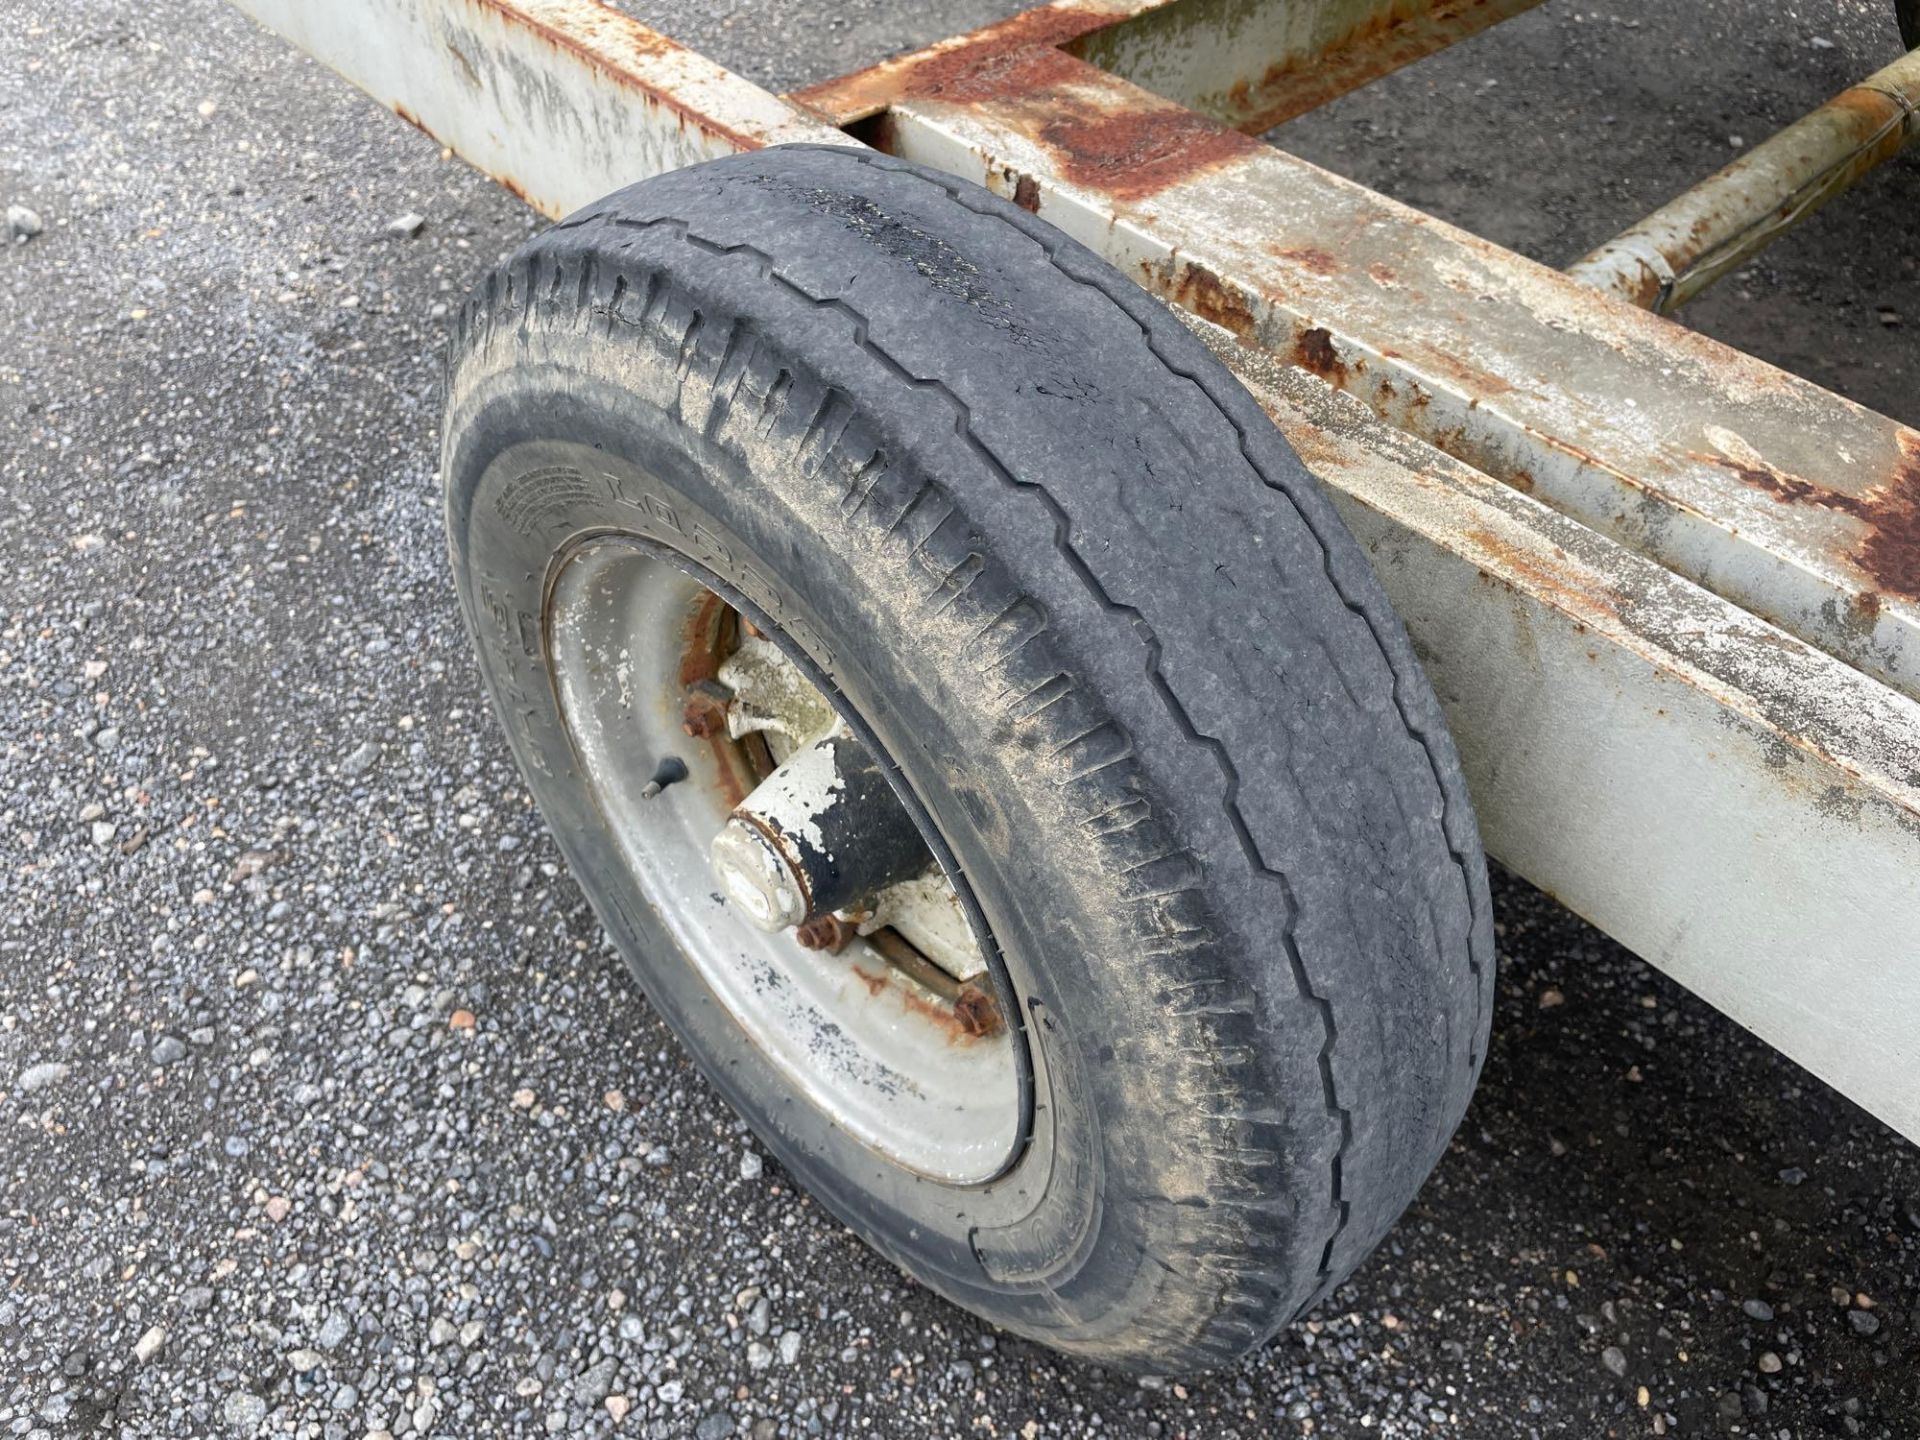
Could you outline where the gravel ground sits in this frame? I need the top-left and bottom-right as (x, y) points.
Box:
(1, 2), (1916, 1438)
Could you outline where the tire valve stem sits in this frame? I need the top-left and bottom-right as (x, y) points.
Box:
(640, 756), (690, 800)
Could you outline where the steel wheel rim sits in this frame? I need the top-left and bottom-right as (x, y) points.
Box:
(545, 538), (1024, 1184)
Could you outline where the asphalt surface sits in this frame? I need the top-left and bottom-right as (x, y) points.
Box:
(1, 1), (1917, 1438)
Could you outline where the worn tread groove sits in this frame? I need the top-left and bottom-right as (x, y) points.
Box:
(922, 551), (985, 614)
(703, 324), (755, 440)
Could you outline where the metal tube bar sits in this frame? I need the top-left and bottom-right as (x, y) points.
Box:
(1568, 48), (1920, 313)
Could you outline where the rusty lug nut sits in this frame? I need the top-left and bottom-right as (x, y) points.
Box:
(793, 914), (853, 954)
(680, 689), (730, 739)
(954, 984), (1003, 1039)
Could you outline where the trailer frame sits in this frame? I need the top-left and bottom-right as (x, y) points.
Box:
(230, 0), (1920, 1143)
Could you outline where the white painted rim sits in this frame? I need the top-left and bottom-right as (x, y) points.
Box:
(546, 540), (1022, 1184)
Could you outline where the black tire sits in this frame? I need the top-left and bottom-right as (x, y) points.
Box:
(442, 145), (1493, 1372)
(1902, 0), (1919, 49)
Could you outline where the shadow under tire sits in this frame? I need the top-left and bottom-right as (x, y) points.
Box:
(441, 144), (1495, 1372)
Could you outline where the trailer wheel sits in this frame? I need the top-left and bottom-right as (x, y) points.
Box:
(442, 145), (1493, 1372)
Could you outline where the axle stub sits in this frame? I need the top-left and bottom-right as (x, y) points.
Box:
(709, 725), (933, 931)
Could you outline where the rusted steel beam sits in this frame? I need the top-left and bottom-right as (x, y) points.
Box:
(1192, 320), (1920, 1146)
(1569, 47), (1920, 313)
(790, 0), (1141, 128)
(1072, 0), (1546, 134)
(876, 57), (1920, 709)
(791, 0), (1539, 134)
(230, 0), (848, 218)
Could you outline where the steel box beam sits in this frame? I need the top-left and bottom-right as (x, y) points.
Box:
(1198, 326), (1920, 1144)
(229, 0), (849, 220)
(791, 0), (1543, 132)
(1072, 0), (1546, 134)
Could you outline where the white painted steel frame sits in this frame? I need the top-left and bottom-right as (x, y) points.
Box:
(231, 0), (849, 219)
(1208, 332), (1920, 1147)
(228, 0), (1920, 1142)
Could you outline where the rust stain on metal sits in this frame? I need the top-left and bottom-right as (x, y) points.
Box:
(676, 594), (764, 807)
(1367, 262), (1400, 287)
(1414, 342), (1515, 398)
(883, 977), (1003, 1044)
(1293, 326), (1351, 387)
(1467, 526), (1622, 620)
(791, 5), (1119, 122)
(710, 745), (758, 811)
(955, 984), (1003, 1038)
(877, 40), (1083, 107)
(1271, 412), (1352, 474)
(1694, 432), (1920, 602)
(1271, 246), (1341, 277)
(680, 689), (729, 739)
(1164, 261), (1256, 338)
(794, 914), (854, 953)
(388, 98), (546, 212)
(895, 985), (991, 1044)
(893, 17), (1102, 104)
(858, 929), (1001, 1043)
(390, 101), (430, 135)
(1694, 450), (1834, 508)
(1853, 439), (1920, 604)
(838, 31), (1265, 204)
(856, 929), (1006, 1044)
(1219, 0), (1538, 132)
(463, 0), (766, 153)
(1825, 82), (1918, 160)
(471, 0), (677, 66)
(678, 591), (732, 688)
(1034, 92), (1265, 202)
(1012, 172), (1042, 212)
